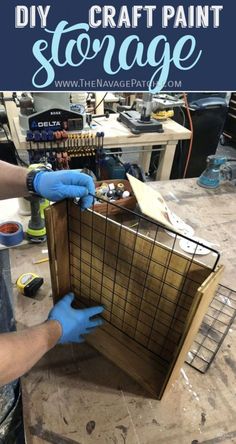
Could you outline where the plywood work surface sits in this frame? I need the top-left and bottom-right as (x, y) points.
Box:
(9, 179), (236, 444)
(153, 180), (236, 291)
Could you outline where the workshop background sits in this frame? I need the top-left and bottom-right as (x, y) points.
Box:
(0, 92), (236, 444)
(1, 92), (235, 180)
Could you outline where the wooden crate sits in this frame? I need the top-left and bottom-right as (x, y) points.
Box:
(94, 179), (136, 215)
(45, 200), (223, 399)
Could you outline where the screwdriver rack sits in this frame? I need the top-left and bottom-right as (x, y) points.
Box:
(27, 132), (104, 172)
(27, 131), (104, 151)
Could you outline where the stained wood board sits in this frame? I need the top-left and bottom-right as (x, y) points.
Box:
(160, 264), (224, 398)
(45, 200), (71, 300)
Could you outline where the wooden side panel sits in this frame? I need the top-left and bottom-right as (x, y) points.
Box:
(45, 201), (71, 303)
(85, 322), (167, 398)
(160, 265), (224, 398)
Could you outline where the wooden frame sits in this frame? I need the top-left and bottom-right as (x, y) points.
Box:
(45, 200), (223, 399)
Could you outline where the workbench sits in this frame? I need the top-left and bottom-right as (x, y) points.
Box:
(4, 179), (236, 444)
(4, 95), (191, 180)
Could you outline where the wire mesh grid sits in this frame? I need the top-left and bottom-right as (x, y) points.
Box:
(68, 197), (220, 372)
(186, 284), (236, 373)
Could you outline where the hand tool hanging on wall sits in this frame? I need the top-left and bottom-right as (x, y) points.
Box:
(27, 132), (104, 174)
(95, 132), (105, 180)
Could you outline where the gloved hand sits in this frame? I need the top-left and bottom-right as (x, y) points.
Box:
(33, 170), (95, 209)
(48, 293), (104, 344)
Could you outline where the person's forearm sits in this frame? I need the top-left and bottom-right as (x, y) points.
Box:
(0, 320), (61, 386)
(0, 161), (29, 199)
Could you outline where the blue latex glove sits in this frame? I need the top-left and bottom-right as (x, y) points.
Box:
(33, 170), (95, 209)
(48, 293), (104, 344)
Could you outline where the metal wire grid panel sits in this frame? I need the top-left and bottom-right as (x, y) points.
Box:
(186, 284), (236, 373)
(68, 198), (220, 372)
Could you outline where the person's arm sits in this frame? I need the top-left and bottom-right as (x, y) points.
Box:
(0, 160), (95, 208)
(0, 161), (28, 199)
(0, 293), (103, 387)
(0, 321), (61, 386)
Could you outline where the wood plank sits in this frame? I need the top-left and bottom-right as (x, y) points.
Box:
(45, 201), (71, 302)
(160, 265), (224, 398)
(71, 265), (182, 357)
(71, 309), (169, 397)
(44, 205), (58, 298)
(69, 235), (197, 322)
(69, 202), (211, 283)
